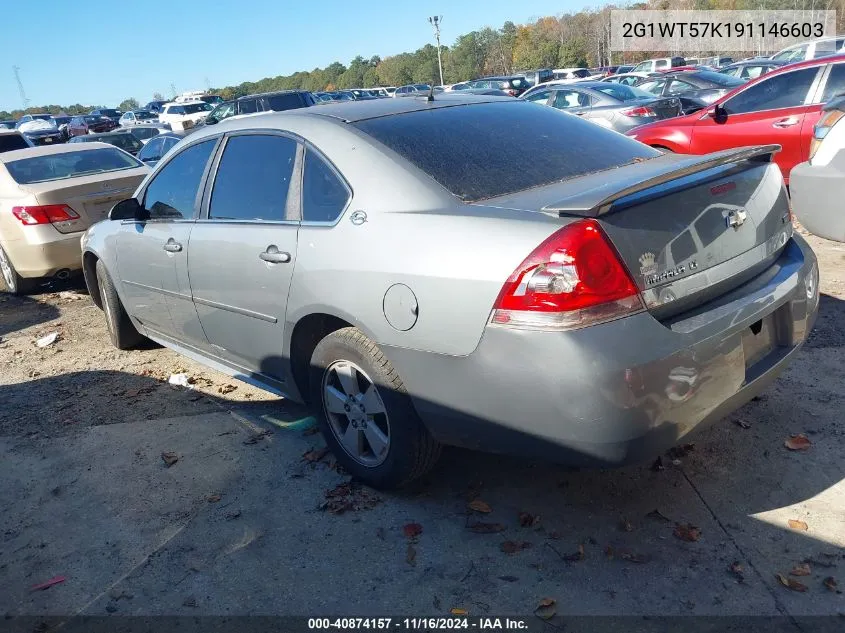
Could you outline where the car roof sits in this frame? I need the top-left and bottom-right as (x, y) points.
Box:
(0, 142), (115, 163)
(237, 90), (308, 100)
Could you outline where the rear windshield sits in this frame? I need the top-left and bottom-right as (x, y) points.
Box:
(134, 110), (157, 120)
(0, 134), (29, 153)
(96, 133), (143, 153)
(594, 83), (654, 101)
(183, 103), (211, 114)
(354, 101), (658, 201)
(5, 148), (142, 184)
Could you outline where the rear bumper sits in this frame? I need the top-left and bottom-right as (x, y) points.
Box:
(384, 235), (818, 467)
(790, 157), (845, 242)
(2, 228), (84, 278)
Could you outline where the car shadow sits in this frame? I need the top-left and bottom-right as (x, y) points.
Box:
(0, 294), (61, 337)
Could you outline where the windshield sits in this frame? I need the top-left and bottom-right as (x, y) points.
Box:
(5, 148), (143, 184)
(354, 101), (658, 202)
(134, 111), (157, 120)
(183, 103), (212, 114)
(689, 70), (745, 87)
(95, 133), (143, 153)
(594, 84), (654, 101)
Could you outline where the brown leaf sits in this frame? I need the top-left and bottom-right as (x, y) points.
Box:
(673, 523), (701, 542)
(785, 434), (812, 451)
(619, 550), (650, 563)
(564, 543), (585, 562)
(776, 573), (808, 592)
(734, 419), (752, 430)
(161, 452), (178, 467)
(302, 447), (329, 463)
(646, 509), (673, 522)
(501, 540), (531, 554)
(243, 429), (272, 445)
(406, 544), (417, 566)
(619, 518), (635, 532)
(468, 499), (492, 514)
(403, 523), (423, 539)
(535, 598), (557, 620)
(729, 561), (745, 582)
(468, 522), (506, 534)
(450, 608), (467, 616)
(217, 384), (237, 395)
(791, 563), (811, 577)
(206, 493), (222, 503)
(788, 519), (809, 531)
(518, 511), (539, 527)
(823, 577), (839, 593)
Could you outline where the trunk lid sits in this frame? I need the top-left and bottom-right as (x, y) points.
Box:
(477, 145), (793, 318)
(23, 169), (147, 232)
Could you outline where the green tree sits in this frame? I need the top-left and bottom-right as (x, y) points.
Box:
(119, 98), (139, 111)
(152, 92), (164, 101)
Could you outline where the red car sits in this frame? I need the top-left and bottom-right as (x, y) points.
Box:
(626, 55), (845, 184)
(67, 115), (118, 137)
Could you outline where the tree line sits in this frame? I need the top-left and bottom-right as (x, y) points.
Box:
(3, 0), (844, 119)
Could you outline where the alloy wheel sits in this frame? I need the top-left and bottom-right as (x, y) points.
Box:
(321, 360), (391, 467)
(0, 247), (15, 292)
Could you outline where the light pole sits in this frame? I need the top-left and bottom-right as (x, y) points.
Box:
(428, 15), (444, 87)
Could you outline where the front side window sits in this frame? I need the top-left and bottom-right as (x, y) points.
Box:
(723, 67), (818, 114)
(142, 139), (216, 220)
(301, 149), (350, 223)
(209, 135), (296, 222)
(524, 88), (551, 104)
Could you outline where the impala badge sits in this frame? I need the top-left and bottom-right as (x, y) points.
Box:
(726, 208), (748, 229)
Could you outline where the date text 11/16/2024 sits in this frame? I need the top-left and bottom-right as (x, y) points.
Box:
(307, 618), (529, 630)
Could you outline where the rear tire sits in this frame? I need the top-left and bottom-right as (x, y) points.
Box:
(0, 244), (35, 295)
(309, 327), (441, 489)
(96, 259), (143, 350)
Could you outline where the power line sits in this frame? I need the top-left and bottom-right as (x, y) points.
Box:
(12, 66), (30, 110)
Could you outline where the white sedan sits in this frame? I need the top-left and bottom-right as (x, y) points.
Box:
(157, 101), (213, 130)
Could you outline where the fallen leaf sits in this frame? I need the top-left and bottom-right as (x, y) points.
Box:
(403, 523), (423, 539)
(501, 540), (531, 554)
(619, 550), (650, 563)
(535, 598), (557, 620)
(161, 452), (178, 467)
(776, 573), (808, 592)
(243, 429), (272, 445)
(450, 608), (467, 616)
(468, 499), (492, 514)
(791, 563), (811, 577)
(785, 434), (812, 451)
(31, 576), (66, 591)
(518, 511), (539, 527)
(217, 384), (237, 395)
(823, 577), (839, 593)
(224, 510), (241, 521)
(646, 509), (672, 522)
(468, 522), (506, 534)
(651, 456), (665, 472)
(788, 519), (809, 531)
(729, 561), (745, 582)
(734, 419), (752, 430)
(619, 518), (634, 532)
(320, 480), (381, 514)
(406, 544), (417, 566)
(564, 543), (585, 562)
(674, 523), (701, 542)
(302, 447), (329, 463)
(206, 493), (222, 503)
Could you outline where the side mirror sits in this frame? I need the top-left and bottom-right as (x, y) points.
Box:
(708, 103), (728, 122)
(109, 198), (147, 221)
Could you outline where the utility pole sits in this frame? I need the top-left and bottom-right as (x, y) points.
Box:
(12, 66), (30, 110)
(428, 15), (444, 87)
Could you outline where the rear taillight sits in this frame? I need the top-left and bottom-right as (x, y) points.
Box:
(810, 109), (844, 161)
(490, 219), (643, 331)
(12, 205), (80, 226)
(620, 105), (657, 118)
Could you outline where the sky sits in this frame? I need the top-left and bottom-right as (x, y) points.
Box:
(0, 0), (585, 112)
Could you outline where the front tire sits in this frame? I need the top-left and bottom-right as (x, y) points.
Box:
(0, 244), (35, 295)
(310, 327), (441, 489)
(96, 259), (143, 350)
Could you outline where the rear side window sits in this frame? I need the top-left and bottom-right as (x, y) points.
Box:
(142, 139), (216, 220)
(0, 134), (29, 152)
(301, 149), (350, 223)
(209, 135), (297, 222)
(723, 67), (818, 114)
(822, 63), (845, 102)
(139, 137), (164, 161)
(354, 101), (658, 202)
(239, 98), (259, 114)
(265, 93), (305, 111)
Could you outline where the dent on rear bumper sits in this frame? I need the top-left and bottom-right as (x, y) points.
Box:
(384, 236), (818, 467)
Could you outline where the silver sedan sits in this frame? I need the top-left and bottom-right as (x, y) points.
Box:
(81, 95), (819, 488)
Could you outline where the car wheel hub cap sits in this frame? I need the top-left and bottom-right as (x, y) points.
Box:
(0, 249), (14, 289)
(322, 360), (390, 467)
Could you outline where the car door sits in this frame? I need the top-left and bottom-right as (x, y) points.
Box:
(689, 65), (823, 181)
(114, 138), (218, 344)
(186, 132), (300, 381)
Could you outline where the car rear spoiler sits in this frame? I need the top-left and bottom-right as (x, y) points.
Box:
(542, 144), (781, 217)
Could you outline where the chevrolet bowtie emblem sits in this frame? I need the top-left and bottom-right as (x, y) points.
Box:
(726, 208), (747, 229)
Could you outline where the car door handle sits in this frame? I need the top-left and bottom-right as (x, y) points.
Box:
(259, 246), (291, 264)
(772, 117), (800, 128)
(163, 239), (182, 253)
